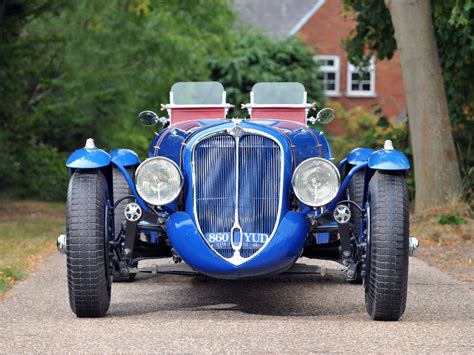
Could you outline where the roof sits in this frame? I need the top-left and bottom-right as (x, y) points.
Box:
(233, 0), (325, 39)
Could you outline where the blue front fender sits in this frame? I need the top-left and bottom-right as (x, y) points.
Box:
(109, 149), (150, 212)
(368, 149), (410, 171)
(109, 148), (140, 167)
(166, 211), (309, 278)
(347, 147), (374, 165)
(66, 148), (110, 169)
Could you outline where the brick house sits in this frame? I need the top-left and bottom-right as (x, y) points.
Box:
(234, 0), (406, 120)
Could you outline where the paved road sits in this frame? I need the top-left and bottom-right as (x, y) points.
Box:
(0, 254), (472, 353)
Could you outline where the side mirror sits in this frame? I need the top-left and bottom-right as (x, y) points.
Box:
(316, 107), (335, 124)
(138, 110), (159, 126)
(138, 110), (171, 127)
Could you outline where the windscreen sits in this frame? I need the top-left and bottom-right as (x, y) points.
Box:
(171, 82), (224, 105)
(252, 82), (305, 105)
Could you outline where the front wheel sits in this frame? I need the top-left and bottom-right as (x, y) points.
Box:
(365, 171), (409, 321)
(66, 170), (111, 317)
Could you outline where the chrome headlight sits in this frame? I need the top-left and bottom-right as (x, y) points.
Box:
(292, 158), (340, 207)
(135, 157), (183, 206)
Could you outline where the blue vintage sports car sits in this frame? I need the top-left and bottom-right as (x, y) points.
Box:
(58, 82), (418, 320)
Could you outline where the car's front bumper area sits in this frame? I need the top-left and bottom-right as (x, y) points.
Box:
(166, 211), (309, 278)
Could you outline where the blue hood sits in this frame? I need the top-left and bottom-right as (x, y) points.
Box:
(149, 119), (332, 166)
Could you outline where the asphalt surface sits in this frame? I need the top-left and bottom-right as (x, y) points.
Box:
(0, 254), (473, 353)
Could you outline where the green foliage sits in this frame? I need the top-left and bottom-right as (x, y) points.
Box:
(1, 266), (26, 280)
(210, 31), (324, 117)
(342, 0), (397, 64)
(0, 266), (26, 294)
(1, 1), (327, 200)
(329, 102), (410, 160)
(343, 0), (474, 203)
(432, 1), (474, 203)
(0, 0), (67, 200)
(23, 146), (69, 200)
(0, 0), (235, 200)
(327, 101), (414, 200)
(437, 213), (466, 225)
(30, 0), (235, 154)
(0, 279), (6, 294)
(0, 131), (68, 200)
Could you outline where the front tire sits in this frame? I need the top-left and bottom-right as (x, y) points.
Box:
(365, 171), (409, 321)
(348, 169), (364, 238)
(66, 170), (111, 317)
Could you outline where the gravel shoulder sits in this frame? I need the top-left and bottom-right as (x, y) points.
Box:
(417, 243), (473, 289)
(410, 206), (473, 289)
(0, 254), (473, 353)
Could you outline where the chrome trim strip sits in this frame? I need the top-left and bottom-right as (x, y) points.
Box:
(230, 135), (243, 252)
(164, 104), (234, 109)
(242, 104), (313, 109)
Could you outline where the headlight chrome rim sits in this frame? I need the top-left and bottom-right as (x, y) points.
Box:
(135, 156), (183, 206)
(292, 157), (340, 207)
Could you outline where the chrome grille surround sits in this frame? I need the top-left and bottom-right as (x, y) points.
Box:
(192, 126), (284, 266)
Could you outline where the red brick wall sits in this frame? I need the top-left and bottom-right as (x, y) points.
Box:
(298, 0), (405, 120)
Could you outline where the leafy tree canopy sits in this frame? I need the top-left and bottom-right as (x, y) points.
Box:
(210, 31), (324, 117)
(0, 0), (235, 199)
(343, 0), (473, 199)
(0, 0), (324, 200)
(30, 0), (235, 152)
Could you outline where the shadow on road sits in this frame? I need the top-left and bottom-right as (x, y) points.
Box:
(109, 272), (365, 318)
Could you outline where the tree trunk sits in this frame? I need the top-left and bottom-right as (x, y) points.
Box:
(384, 0), (462, 213)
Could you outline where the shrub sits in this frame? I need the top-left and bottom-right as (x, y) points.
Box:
(23, 145), (69, 201)
(0, 131), (22, 195)
(328, 101), (410, 160)
(0, 140), (69, 201)
(210, 31), (324, 117)
(323, 101), (414, 201)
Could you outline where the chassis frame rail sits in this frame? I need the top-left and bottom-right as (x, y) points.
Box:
(127, 263), (347, 277)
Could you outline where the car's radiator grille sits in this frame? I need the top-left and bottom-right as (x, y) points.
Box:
(194, 133), (281, 260)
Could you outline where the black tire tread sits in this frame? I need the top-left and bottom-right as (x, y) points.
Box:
(113, 167), (135, 236)
(66, 170), (110, 317)
(348, 169), (365, 236)
(365, 171), (409, 321)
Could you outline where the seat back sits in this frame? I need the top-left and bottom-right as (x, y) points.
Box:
(164, 82), (233, 124)
(243, 82), (313, 125)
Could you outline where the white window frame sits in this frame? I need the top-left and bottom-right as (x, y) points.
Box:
(314, 55), (340, 97)
(347, 57), (376, 97)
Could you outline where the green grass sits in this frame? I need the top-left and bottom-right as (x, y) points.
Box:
(0, 200), (65, 296)
(438, 213), (466, 225)
(0, 266), (26, 293)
